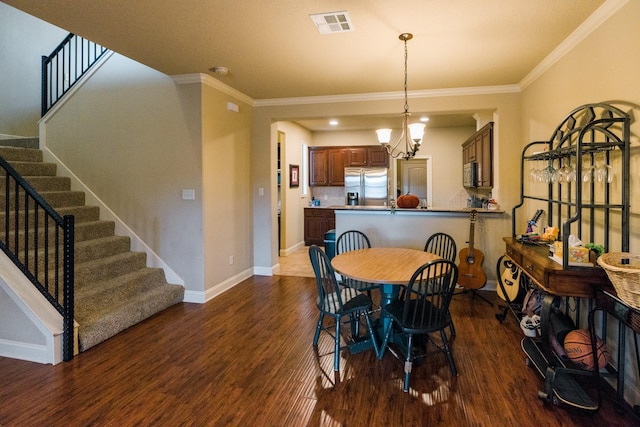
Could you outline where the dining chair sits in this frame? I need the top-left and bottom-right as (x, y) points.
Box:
(424, 232), (457, 263)
(335, 230), (379, 297)
(308, 245), (380, 385)
(379, 259), (459, 392)
(424, 232), (457, 337)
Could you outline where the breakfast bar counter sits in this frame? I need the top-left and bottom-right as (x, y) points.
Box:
(333, 206), (507, 286)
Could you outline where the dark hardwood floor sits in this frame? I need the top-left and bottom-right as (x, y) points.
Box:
(1, 274), (638, 426)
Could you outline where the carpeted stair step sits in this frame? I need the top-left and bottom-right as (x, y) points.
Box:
(0, 138), (39, 149)
(74, 251), (148, 285)
(74, 235), (132, 263)
(21, 235), (132, 272)
(76, 281), (184, 352)
(0, 176), (71, 192)
(75, 268), (170, 307)
(0, 206), (100, 225)
(0, 190), (85, 209)
(74, 220), (116, 242)
(4, 219), (117, 246)
(0, 146), (43, 162)
(5, 161), (56, 177)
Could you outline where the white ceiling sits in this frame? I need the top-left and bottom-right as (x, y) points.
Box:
(6, 0), (607, 130)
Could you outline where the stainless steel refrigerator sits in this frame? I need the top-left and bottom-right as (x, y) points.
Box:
(344, 167), (389, 206)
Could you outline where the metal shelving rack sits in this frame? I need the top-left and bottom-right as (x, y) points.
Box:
(512, 103), (631, 266)
(508, 104), (633, 412)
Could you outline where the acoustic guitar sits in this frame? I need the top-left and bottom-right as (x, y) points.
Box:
(496, 255), (525, 303)
(457, 210), (487, 289)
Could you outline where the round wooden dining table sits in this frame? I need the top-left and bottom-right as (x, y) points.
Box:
(332, 247), (442, 328)
(331, 247), (441, 286)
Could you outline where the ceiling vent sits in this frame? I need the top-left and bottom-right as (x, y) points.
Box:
(310, 11), (353, 34)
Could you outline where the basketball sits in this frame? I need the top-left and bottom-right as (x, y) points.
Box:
(563, 329), (609, 370)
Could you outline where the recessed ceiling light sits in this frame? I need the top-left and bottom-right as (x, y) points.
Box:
(310, 11), (353, 34)
(329, 120), (339, 126)
(420, 116), (430, 122)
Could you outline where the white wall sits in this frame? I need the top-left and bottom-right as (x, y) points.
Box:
(0, 3), (67, 136)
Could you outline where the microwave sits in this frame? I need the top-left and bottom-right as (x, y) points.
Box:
(463, 162), (477, 187)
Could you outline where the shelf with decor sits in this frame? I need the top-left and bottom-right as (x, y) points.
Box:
(503, 103), (631, 413)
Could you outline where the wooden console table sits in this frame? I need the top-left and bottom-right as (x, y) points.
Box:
(503, 237), (610, 298)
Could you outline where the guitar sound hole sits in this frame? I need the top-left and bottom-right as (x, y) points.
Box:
(466, 256), (475, 264)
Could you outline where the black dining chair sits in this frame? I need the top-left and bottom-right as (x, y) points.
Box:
(424, 232), (457, 337)
(336, 230), (379, 297)
(424, 232), (457, 263)
(379, 259), (459, 392)
(308, 245), (380, 385)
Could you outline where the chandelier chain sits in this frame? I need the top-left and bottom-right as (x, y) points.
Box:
(404, 37), (409, 113)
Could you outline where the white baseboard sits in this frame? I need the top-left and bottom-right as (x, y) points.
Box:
(184, 267), (254, 303)
(0, 338), (54, 365)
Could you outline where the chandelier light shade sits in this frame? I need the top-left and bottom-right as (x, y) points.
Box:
(376, 33), (425, 160)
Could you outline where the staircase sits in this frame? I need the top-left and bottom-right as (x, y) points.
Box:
(0, 140), (184, 352)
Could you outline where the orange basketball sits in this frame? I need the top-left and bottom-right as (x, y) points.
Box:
(563, 329), (609, 370)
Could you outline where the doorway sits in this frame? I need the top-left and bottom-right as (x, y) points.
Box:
(396, 157), (432, 207)
(277, 131), (284, 251)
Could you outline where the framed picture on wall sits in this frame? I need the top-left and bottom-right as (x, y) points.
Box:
(290, 164), (299, 188)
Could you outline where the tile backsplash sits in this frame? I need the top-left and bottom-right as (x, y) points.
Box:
(310, 187), (346, 207)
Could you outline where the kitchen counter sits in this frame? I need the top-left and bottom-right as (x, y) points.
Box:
(334, 206), (508, 287)
(329, 205), (504, 214)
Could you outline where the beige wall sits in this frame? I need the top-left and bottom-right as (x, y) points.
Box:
(44, 54), (205, 293)
(0, 4), (67, 136)
(202, 82), (253, 295)
(520, 0), (640, 250)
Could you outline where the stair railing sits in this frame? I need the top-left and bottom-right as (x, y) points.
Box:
(0, 159), (75, 361)
(41, 33), (109, 116)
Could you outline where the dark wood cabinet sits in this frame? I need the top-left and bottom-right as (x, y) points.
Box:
(462, 122), (493, 188)
(309, 148), (328, 186)
(366, 146), (390, 167)
(328, 149), (347, 186)
(304, 208), (335, 245)
(345, 147), (367, 166)
(477, 123), (493, 187)
(310, 145), (389, 187)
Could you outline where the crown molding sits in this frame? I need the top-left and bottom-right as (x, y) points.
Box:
(520, 0), (628, 89)
(253, 85), (521, 107)
(171, 73), (254, 106)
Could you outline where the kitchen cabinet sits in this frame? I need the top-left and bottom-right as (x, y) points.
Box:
(462, 122), (493, 188)
(309, 147), (346, 186)
(310, 146), (389, 187)
(345, 147), (367, 166)
(309, 148), (328, 186)
(366, 146), (390, 167)
(304, 208), (335, 245)
(328, 149), (347, 186)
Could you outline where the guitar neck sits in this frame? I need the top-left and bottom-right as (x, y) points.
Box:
(468, 222), (475, 254)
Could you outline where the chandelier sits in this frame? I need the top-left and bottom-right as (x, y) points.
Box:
(376, 33), (425, 160)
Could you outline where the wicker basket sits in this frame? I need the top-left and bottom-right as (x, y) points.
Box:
(597, 252), (640, 310)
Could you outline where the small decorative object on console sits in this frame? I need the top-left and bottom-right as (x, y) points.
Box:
(396, 193), (420, 208)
